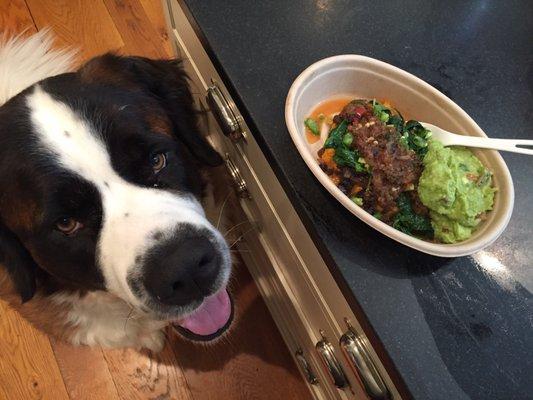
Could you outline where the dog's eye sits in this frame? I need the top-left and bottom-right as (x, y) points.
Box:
(55, 217), (83, 236)
(150, 153), (167, 173)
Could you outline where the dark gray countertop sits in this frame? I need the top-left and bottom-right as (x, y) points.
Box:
(179, 1), (533, 399)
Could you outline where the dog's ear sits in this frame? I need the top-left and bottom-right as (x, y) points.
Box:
(79, 54), (223, 167)
(0, 222), (37, 302)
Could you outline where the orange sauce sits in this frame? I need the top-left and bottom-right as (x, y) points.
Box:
(305, 97), (352, 144)
(305, 97), (399, 144)
(312, 97), (353, 118)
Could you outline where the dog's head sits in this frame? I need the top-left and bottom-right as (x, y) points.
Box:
(0, 54), (233, 340)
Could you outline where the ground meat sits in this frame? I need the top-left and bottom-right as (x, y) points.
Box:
(334, 100), (371, 125)
(342, 103), (423, 221)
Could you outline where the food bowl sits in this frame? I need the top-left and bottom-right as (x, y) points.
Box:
(285, 55), (514, 257)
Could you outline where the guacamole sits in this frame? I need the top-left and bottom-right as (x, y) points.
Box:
(418, 141), (495, 243)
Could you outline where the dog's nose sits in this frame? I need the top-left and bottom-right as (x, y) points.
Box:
(143, 233), (221, 306)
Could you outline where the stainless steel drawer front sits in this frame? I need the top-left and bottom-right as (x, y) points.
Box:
(340, 323), (390, 400)
(315, 332), (349, 389)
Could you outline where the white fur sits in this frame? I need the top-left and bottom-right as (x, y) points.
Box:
(0, 29), (76, 106)
(51, 291), (166, 351)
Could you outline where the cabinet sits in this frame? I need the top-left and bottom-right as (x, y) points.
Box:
(162, 2), (402, 399)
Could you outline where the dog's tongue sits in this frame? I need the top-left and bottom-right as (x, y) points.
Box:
(178, 289), (231, 336)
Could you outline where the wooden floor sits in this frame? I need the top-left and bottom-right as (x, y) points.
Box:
(0, 1), (309, 399)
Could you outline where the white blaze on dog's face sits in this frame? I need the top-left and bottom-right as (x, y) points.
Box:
(0, 55), (233, 340)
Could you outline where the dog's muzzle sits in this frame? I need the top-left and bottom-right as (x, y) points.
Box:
(137, 224), (233, 340)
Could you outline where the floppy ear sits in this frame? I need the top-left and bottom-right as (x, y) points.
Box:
(79, 54), (223, 167)
(0, 222), (37, 302)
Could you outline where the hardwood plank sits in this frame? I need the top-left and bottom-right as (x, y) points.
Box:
(0, 0), (37, 36)
(169, 261), (310, 400)
(103, 0), (169, 59)
(0, 300), (69, 400)
(138, 0), (173, 57)
(25, 0), (124, 63)
(50, 339), (120, 400)
(102, 341), (194, 400)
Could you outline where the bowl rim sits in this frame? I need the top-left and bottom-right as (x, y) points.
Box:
(285, 54), (514, 257)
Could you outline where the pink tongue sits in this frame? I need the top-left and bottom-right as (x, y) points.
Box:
(178, 289), (231, 336)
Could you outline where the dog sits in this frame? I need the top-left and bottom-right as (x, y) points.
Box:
(0, 31), (234, 351)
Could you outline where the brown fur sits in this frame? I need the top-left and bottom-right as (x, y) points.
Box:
(144, 112), (172, 137)
(78, 56), (138, 89)
(0, 176), (42, 233)
(80, 56), (174, 139)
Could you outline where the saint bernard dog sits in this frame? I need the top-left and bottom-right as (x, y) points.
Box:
(0, 31), (234, 350)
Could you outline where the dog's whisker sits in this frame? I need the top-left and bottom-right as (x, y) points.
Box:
(219, 333), (238, 353)
(216, 191), (232, 229)
(224, 220), (254, 239)
(228, 225), (258, 249)
(123, 305), (135, 333)
(162, 327), (172, 344)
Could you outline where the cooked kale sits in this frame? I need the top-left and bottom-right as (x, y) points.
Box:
(392, 193), (433, 237)
(333, 146), (366, 172)
(387, 115), (404, 134)
(371, 99), (391, 123)
(324, 120), (348, 149)
(400, 120), (432, 157)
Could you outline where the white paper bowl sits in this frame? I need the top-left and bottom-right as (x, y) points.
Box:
(285, 55), (514, 257)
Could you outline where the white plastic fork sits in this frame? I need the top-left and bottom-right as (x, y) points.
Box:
(421, 122), (533, 155)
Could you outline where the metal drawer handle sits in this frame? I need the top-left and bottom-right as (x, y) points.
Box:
(315, 331), (349, 389)
(206, 82), (243, 141)
(339, 322), (390, 399)
(295, 349), (318, 385)
(224, 154), (250, 199)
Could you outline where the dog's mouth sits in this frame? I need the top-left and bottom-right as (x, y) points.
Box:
(172, 289), (234, 342)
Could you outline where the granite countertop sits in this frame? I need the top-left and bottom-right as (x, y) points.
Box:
(179, 1), (533, 399)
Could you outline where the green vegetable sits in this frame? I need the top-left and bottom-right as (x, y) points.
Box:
(387, 115), (404, 133)
(357, 157), (371, 172)
(400, 120), (432, 157)
(324, 120), (348, 149)
(373, 212), (382, 220)
(305, 118), (320, 136)
(392, 193), (433, 237)
(323, 120), (366, 173)
(351, 196), (363, 206)
(333, 146), (366, 172)
(368, 100), (431, 159)
(371, 99), (389, 115)
(371, 100), (391, 122)
(342, 132), (353, 147)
